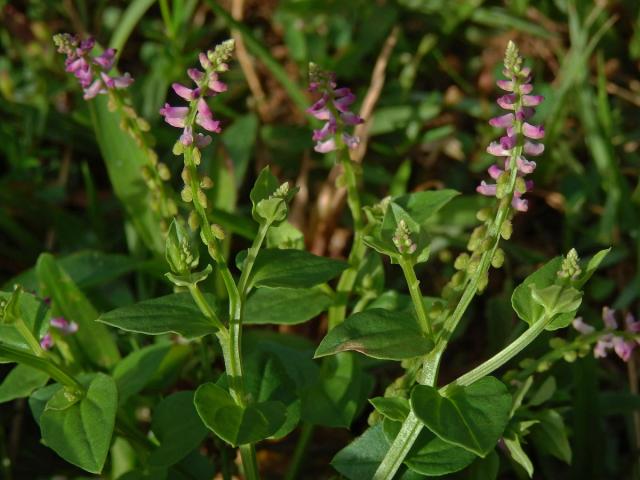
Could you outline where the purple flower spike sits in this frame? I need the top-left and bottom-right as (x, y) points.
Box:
(476, 41), (544, 214)
(306, 64), (363, 154)
(575, 308), (640, 363)
(54, 33), (133, 100)
(160, 40), (234, 148)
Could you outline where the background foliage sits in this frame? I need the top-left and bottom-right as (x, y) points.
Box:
(1, 0), (639, 478)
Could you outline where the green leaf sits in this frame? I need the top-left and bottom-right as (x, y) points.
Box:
(574, 247), (611, 288)
(314, 309), (433, 360)
(393, 189), (460, 225)
(36, 253), (120, 368)
(149, 391), (208, 467)
(4, 250), (147, 292)
(465, 450), (500, 480)
(411, 377), (511, 457)
(0, 290), (49, 350)
(0, 364), (49, 404)
(98, 293), (219, 339)
(382, 418), (476, 476)
(89, 96), (165, 255)
(113, 343), (172, 404)
(301, 353), (373, 428)
(266, 221), (305, 249)
(194, 382), (286, 446)
(503, 433), (534, 477)
(331, 424), (421, 480)
(40, 373), (117, 473)
(249, 249), (348, 289)
(29, 383), (62, 426)
(244, 287), (331, 325)
(530, 284), (583, 318)
(528, 376), (556, 407)
(369, 397), (410, 422)
(222, 114), (259, 188)
(530, 409), (571, 464)
(512, 257), (562, 325)
(244, 350), (300, 439)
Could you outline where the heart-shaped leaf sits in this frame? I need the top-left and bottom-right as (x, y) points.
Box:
(249, 249), (348, 289)
(411, 376), (511, 457)
(194, 382), (286, 446)
(244, 287), (331, 325)
(314, 309), (433, 360)
(382, 417), (476, 476)
(98, 293), (219, 338)
(149, 391), (208, 467)
(0, 364), (49, 404)
(40, 373), (117, 473)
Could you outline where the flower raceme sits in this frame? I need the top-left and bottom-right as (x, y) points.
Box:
(573, 307), (640, 362)
(39, 317), (79, 350)
(54, 34), (133, 100)
(306, 64), (363, 153)
(477, 41), (544, 213)
(160, 40), (234, 149)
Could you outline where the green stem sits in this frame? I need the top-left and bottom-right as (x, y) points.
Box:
(0, 343), (84, 393)
(375, 75), (528, 479)
(238, 222), (270, 296)
(184, 146), (259, 478)
(284, 422), (314, 480)
(374, 312), (552, 479)
(441, 314), (551, 392)
(187, 283), (227, 333)
(398, 257), (432, 337)
(14, 318), (46, 358)
(328, 148), (367, 329)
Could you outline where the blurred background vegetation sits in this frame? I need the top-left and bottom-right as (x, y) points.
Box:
(1, 0), (640, 478)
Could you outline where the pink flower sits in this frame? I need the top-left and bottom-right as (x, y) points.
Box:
(40, 333), (54, 350)
(54, 33), (133, 100)
(50, 317), (79, 334)
(159, 41), (234, 147)
(477, 42), (544, 214)
(306, 65), (363, 153)
(572, 317), (595, 335)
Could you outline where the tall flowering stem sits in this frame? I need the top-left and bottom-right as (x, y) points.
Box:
(374, 41), (546, 479)
(160, 40), (260, 479)
(306, 64), (367, 329)
(54, 33), (177, 231)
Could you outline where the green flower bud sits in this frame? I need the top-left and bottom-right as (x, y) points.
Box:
(500, 220), (512, 240)
(165, 220), (199, 275)
(181, 187), (192, 203)
(172, 141), (184, 156)
(192, 148), (202, 166)
(454, 253), (470, 270)
(210, 224), (225, 240)
(197, 189), (208, 209)
(476, 207), (492, 222)
(188, 211), (200, 230)
(200, 176), (214, 189)
(491, 248), (505, 268)
(563, 350), (577, 363)
(157, 163), (171, 181)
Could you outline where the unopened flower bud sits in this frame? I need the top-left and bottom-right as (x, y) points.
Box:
(500, 221), (512, 240)
(173, 141), (184, 156)
(210, 224), (225, 240)
(181, 187), (193, 203)
(157, 163), (171, 180)
(491, 248), (505, 268)
(192, 148), (202, 166)
(454, 253), (470, 270)
(181, 167), (191, 184)
(476, 208), (492, 222)
(188, 211), (200, 230)
(558, 248), (581, 280)
(197, 189), (208, 208)
(200, 176), (214, 189)
(392, 220), (417, 255)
